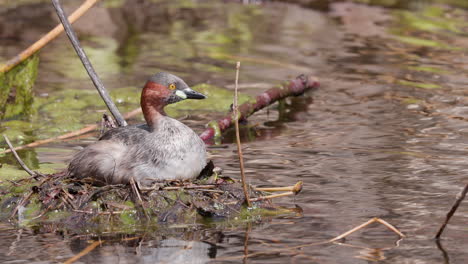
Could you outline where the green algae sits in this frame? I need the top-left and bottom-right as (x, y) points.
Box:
(406, 65), (450, 74)
(0, 55), (39, 120)
(392, 35), (452, 49)
(389, 4), (467, 50)
(397, 9), (462, 34)
(207, 121), (223, 145)
(401, 98), (423, 105)
(166, 83), (252, 115)
(102, 0), (125, 8)
(397, 80), (442, 89)
(48, 37), (121, 81)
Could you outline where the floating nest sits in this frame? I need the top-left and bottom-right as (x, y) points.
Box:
(0, 162), (302, 233)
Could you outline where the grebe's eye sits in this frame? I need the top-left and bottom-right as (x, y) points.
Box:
(169, 83), (176, 90)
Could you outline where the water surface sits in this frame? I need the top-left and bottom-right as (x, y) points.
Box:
(0, 0), (467, 263)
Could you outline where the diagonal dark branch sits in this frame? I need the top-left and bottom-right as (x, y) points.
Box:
(435, 183), (468, 239)
(51, 0), (127, 127)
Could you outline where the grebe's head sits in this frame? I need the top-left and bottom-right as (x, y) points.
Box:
(144, 72), (206, 105)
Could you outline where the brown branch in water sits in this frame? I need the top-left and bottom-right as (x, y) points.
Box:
(0, 0), (99, 73)
(3, 135), (42, 179)
(435, 183), (468, 239)
(233, 62), (252, 207)
(0, 108), (142, 155)
(52, 0), (127, 127)
(63, 240), (103, 264)
(199, 74), (320, 143)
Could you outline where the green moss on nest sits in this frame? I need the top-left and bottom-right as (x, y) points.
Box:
(0, 172), (297, 234)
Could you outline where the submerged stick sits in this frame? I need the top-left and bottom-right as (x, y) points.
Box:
(0, 0), (99, 73)
(63, 240), (103, 264)
(233, 62), (252, 207)
(435, 183), (468, 239)
(329, 217), (405, 242)
(51, 0), (127, 127)
(3, 135), (42, 179)
(199, 74), (319, 143)
(215, 217), (404, 261)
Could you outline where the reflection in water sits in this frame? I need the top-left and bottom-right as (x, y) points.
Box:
(0, 0), (468, 263)
(69, 238), (217, 264)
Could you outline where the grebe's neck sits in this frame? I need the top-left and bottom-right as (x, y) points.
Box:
(141, 81), (167, 129)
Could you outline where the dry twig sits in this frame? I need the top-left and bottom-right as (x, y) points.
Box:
(0, 0), (99, 73)
(233, 62), (252, 207)
(328, 217), (405, 242)
(254, 181), (302, 193)
(130, 177), (150, 220)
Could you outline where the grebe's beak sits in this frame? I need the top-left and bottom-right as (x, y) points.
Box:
(179, 88), (206, 100)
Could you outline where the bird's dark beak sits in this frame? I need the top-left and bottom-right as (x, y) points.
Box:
(183, 88), (206, 100)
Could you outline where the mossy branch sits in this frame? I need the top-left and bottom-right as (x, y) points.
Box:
(199, 74), (320, 143)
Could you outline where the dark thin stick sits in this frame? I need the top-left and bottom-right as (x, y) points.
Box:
(435, 183), (468, 239)
(435, 239), (450, 264)
(51, 0), (127, 127)
(243, 223), (252, 264)
(233, 62), (251, 207)
(130, 177), (150, 220)
(3, 135), (41, 179)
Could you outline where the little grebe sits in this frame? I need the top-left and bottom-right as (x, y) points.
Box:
(67, 72), (207, 185)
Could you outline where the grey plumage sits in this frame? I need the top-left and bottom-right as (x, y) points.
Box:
(68, 116), (206, 185)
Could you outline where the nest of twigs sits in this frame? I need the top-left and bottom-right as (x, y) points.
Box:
(0, 165), (297, 233)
